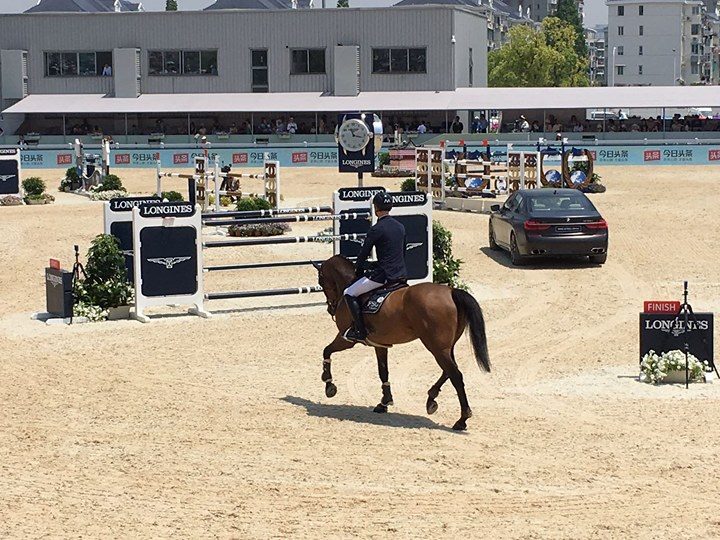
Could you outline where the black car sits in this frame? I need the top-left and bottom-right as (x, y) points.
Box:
(488, 189), (608, 265)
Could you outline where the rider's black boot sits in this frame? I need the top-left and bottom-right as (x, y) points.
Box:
(343, 294), (368, 342)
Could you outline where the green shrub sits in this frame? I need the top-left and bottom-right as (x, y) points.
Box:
(65, 167), (80, 181)
(162, 190), (184, 202)
(74, 234), (133, 312)
(97, 174), (125, 192)
(432, 220), (467, 290)
(235, 196), (272, 212)
(378, 152), (390, 167)
(400, 178), (416, 192)
(228, 223), (289, 237)
(22, 177), (45, 196)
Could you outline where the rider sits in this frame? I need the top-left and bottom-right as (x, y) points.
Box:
(343, 192), (407, 343)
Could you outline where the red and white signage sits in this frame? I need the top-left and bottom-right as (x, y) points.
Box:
(233, 153), (248, 164)
(292, 152), (308, 163)
(643, 150), (661, 162)
(643, 301), (681, 314)
(56, 154), (73, 165)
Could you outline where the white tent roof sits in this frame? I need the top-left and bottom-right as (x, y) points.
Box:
(4, 86), (720, 114)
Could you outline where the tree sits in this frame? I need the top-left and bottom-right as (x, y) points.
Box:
(337, 0), (349, 6)
(165, 0), (178, 10)
(488, 20), (589, 87)
(554, 0), (587, 59)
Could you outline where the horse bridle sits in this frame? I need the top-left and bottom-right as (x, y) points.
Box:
(317, 269), (339, 319)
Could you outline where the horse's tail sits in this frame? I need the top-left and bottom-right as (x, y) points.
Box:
(451, 288), (491, 373)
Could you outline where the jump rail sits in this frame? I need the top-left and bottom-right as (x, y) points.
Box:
(202, 206), (333, 220)
(203, 233), (365, 248)
(202, 212), (371, 227)
(205, 286), (324, 300)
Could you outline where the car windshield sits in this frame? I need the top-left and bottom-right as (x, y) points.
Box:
(527, 193), (597, 214)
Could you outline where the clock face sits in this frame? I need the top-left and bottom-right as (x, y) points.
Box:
(338, 118), (371, 152)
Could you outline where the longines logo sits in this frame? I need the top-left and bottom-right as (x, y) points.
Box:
(645, 319), (710, 337)
(140, 203), (194, 218)
(122, 249), (134, 257)
(110, 197), (161, 212)
(0, 174), (16, 183)
(406, 242), (423, 251)
(338, 187), (385, 201)
(148, 256), (191, 269)
(45, 272), (63, 288)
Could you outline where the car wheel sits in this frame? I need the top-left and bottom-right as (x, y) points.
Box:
(509, 232), (526, 266)
(589, 253), (607, 265)
(488, 222), (500, 251)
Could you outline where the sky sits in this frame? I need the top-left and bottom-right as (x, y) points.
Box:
(7, 0), (608, 26)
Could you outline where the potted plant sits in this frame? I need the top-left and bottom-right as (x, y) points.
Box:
(73, 234), (134, 321)
(60, 167), (81, 192)
(22, 177), (50, 205)
(640, 349), (709, 384)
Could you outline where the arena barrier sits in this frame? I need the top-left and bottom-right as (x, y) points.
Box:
(156, 155), (280, 213)
(125, 187), (433, 321)
(0, 148), (22, 198)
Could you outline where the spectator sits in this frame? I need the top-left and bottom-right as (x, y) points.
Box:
(259, 117), (272, 134)
(531, 120), (540, 132)
(417, 121), (427, 134)
(519, 115), (530, 132)
(102, 64), (112, 76)
(275, 118), (286, 134)
(450, 115), (463, 133)
(470, 114), (487, 133)
(286, 116), (298, 134)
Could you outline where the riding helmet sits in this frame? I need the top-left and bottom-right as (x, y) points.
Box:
(372, 192), (393, 212)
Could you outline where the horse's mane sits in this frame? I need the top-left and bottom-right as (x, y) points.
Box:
(322, 255), (356, 297)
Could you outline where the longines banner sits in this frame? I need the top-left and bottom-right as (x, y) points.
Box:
(12, 144), (720, 169)
(639, 313), (714, 368)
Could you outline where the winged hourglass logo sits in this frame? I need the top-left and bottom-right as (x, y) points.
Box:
(148, 256), (191, 269)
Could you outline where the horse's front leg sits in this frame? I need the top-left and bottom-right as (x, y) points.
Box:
(322, 333), (356, 398)
(373, 347), (394, 413)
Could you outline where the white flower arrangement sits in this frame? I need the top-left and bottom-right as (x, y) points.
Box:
(88, 189), (128, 201)
(73, 301), (109, 322)
(640, 349), (709, 384)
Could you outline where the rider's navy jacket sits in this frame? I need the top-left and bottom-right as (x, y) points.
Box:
(355, 215), (407, 283)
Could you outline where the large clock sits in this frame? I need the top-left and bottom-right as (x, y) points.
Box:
(336, 117), (372, 153)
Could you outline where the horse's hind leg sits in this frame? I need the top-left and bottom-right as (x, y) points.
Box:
(426, 372), (449, 415)
(430, 347), (472, 431)
(373, 347), (394, 413)
(322, 333), (356, 398)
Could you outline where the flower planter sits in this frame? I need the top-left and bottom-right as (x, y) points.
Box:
(658, 370), (704, 384)
(107, 305), (131, 321)
(24, 198), (47, 205)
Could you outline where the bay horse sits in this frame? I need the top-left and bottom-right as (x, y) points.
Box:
(313, 255), (490, 431)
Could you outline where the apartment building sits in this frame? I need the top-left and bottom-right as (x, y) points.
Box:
(607, 0), (708, 85)
(587, 25), (608, 85)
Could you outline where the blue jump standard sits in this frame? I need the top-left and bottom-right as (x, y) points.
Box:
(203, 233), (366, 248)
(202, 212), (371, 227)
(205, 286), (324, 300)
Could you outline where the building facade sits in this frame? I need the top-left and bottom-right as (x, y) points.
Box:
(606, 0), (712, 86)
(0, 6), (487, 105)
(586, 25), (608, 85)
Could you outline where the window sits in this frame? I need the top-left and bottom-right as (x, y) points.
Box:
(691, 43), (700, 54)
(469, 47), (473, 87)
(617, 5), (624, 15)
(251, 49), (268, 93)
(148, 50), (218, 75)
(617, 46), (624, 56)
(618, 26), (624, 36)
(639, 25), (643, 36)
(638, 64), (643, 75)
(691, 24), (700, 35)
(639, 5), (643, 15)
(372, 48), (426, 73)
(692, 6), (700, 14)
(639, 45), (643, 55)
(617, 66), (624, 75)
(290, 49), (326, 74)
(44, 51), (112, 77)
(691, 63), (699, 75)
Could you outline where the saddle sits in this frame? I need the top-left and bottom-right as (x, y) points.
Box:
(360, 281), (408, 315)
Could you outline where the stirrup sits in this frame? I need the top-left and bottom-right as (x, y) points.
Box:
(343, 327), (367, 343)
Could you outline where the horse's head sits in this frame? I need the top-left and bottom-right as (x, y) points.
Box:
(312, 255), (355, 317)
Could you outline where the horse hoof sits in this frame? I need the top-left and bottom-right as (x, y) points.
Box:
(373, 403), (388, 413)
(325, 382), (337, 398)
(426, 400), (438, 415)
(452, 419), (467, 431)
